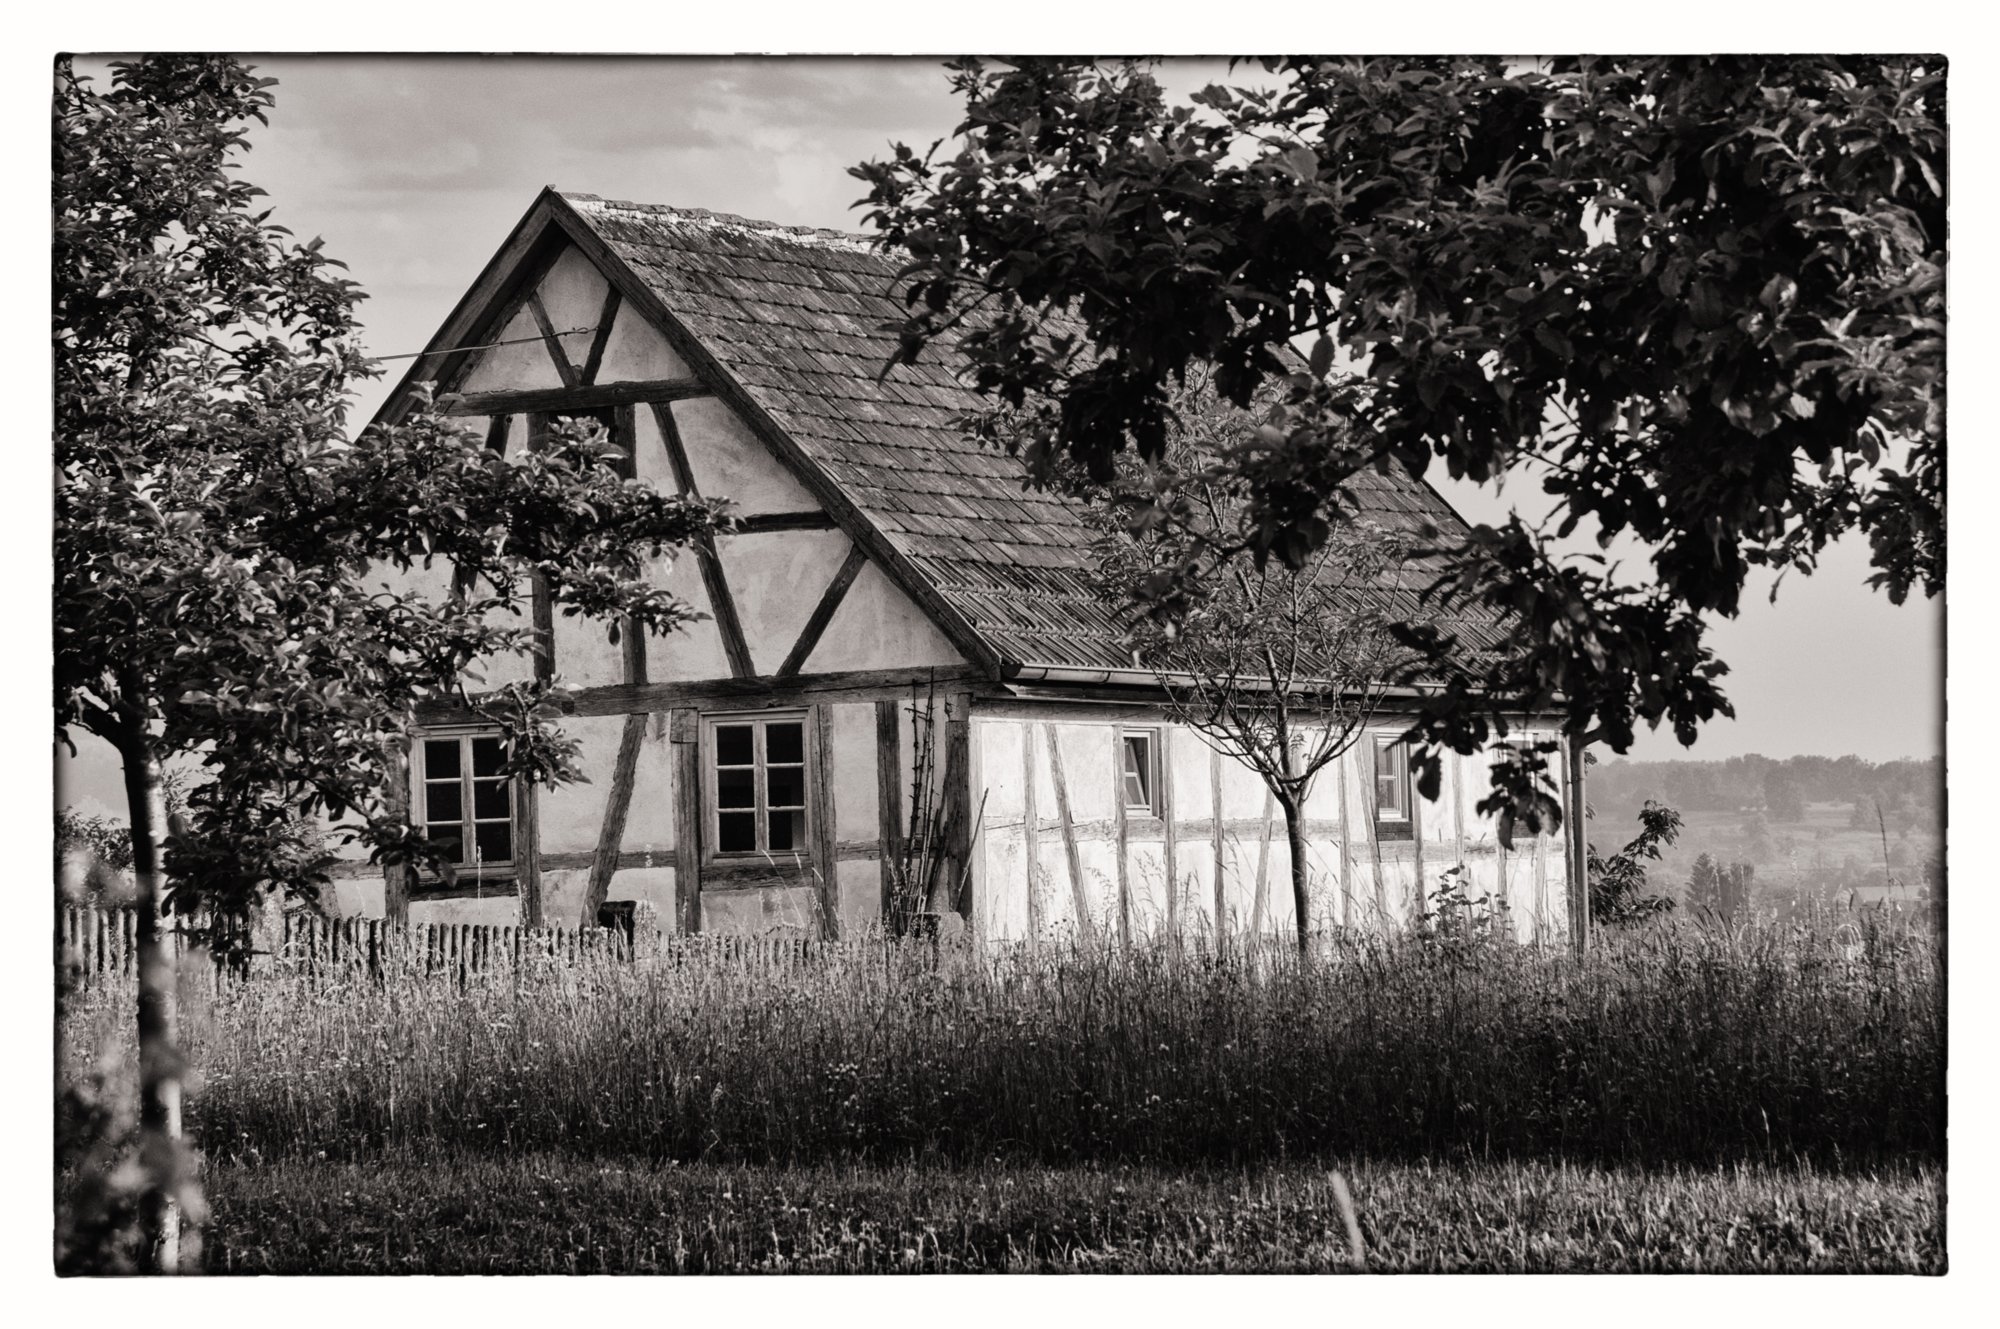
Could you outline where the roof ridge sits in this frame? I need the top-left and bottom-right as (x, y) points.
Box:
(560, 190), (879, 255)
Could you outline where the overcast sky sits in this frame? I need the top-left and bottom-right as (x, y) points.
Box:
(55, 55), (1944, 812)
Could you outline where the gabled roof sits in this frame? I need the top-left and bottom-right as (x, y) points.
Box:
(385, 188), (1509, 676)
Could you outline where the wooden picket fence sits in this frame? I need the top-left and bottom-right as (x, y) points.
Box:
(56, 903), (646, 992)
(58, 903), (990, 993)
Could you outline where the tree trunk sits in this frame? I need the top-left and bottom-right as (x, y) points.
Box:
(1281, 795), (1310, 955)
(119, 724), (182, 1274)
(382, 739), (411, 926)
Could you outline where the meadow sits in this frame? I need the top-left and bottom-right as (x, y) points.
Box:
(57, 907), (1945, 1273)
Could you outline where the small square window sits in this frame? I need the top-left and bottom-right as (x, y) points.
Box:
(1119, 730), (1160, 816)
(704, 712), (814, 862)
(413, 730), (517, 877)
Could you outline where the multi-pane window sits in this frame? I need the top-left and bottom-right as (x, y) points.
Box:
(707, 714), (810, 858)
(415, 731), (515, 874)
(1119, 729), (1161, 816)
(1373, 735), (1411, 822)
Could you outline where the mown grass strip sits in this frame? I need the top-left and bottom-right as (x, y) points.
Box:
(200, 1154), (1945, 1274)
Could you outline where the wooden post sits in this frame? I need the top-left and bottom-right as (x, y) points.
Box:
(583, 714), (647, 926)
(1111, 733), (1131, 951)
(1451, 747), (1469, 870)
(1251, 787), (1275, 938)
(1336, 749), (1352, 931)
(1022, 721), (1042, 942)
(1043, 723), (1096, 945)
(1160, 733), (1179, 940)
(1566, 732), (1590, 956)
(1210, 748), (1227, 941)
(1411, 750), (1426, 913)
(941, 691), (973, 922)
(811, 703), (840, 940)
(874, 699), (903, 928)
(1361, 743), (1388, 926)
(382, 738), (412, 926)
(670, 707), (701, 934)
(517, 780), (544, 929)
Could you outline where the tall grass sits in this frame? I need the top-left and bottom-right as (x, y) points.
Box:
(59, 908), (1942, 1170)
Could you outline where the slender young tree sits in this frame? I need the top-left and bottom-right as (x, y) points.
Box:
(1087, 380), (1416, 949)
(55, 56), (718, 1271)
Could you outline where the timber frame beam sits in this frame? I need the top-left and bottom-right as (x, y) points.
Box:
(440, 377), (711, 417)
(415, 665), (986, 725)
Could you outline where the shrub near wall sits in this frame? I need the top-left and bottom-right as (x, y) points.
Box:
(60, 912), (1942, 1170)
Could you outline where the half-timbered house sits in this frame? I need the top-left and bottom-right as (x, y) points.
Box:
(334, 188), (1588, 947)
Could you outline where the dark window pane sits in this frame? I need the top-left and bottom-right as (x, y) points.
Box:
(472, 736), (508, 777)
(769, 809), (803, 852)
(766, 764), (804, 809)
(472, 778), (511, 820)
(424, 739), (461, 780)
(716, 725), (753, 767)
(426, 826), (465, 863)
(425, 782), (463, 825)
(765, 722), (804, 765)
(718, 767), (755, 809)
(474, 822), (513, 864)
(717, 811), (756, 853)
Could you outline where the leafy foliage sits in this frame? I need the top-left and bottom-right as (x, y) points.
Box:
(56, 808), (135, 873)
(853, 57), (1944, 829)
(54, 56), (721, 914)
(1588, 798), (1683, 923)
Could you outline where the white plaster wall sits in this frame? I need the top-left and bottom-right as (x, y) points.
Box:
(971, 711), (1574, 947)
(458, 305), (565, 393)
(540, 867), (590, 925)
(538, 716), (628, 855)
(671, 396), (817, 512)
(623, 723), (678, 854)
(829, 703), (879, 842)
(725, 529), (854, 673)
(703, 884), (822, 935)
(605, 865), (677, 918)
(836, 858), (881, 937)
(593, 292), (693, 384)
(644, 548), (733, 681)
(532, 246), (612, 370)
(553, 611), (627, 690)
(451, 243), (690, 395)
(332, 877), (385, 917)
(410, 894), (522, 927)
(974, 718), (1026, 939)
(803, 562), (966, 675)
(1165, 728), (1215, 937)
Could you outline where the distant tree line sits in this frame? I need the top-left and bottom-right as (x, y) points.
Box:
(1589, 754), (1941, 826)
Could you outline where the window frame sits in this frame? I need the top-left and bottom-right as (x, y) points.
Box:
(1372, 733), (1413, 830)
(410, 726), (519, 880)
(1115, 725), (1164, 819)
(699, 709), (816, 865)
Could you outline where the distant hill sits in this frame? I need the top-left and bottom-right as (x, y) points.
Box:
(1587, 753), (1942, 827)
(1584, 753), (1943, 914)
